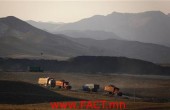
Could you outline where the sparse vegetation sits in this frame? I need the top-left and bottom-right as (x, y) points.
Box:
(0, 72), (170, 110)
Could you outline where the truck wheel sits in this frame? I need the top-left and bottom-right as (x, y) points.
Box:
(109, 92), (112, 94)
(66, 86), (72, 90)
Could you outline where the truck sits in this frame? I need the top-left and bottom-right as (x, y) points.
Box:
(55, 80), (72, 90)
(104, 85), (122, 96)
(38, 77), (55, 87)
(82, 84), (100, 92)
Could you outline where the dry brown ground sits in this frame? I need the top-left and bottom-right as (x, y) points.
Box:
(0, 72), (170, 110)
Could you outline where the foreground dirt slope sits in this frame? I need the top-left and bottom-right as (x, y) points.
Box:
(0, 72), (170, 110)
(0, 80), (83, 104)
(0, 90), (170, 110)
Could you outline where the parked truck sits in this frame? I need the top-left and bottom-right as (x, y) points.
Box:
(104, 85), (122, 96)
(56, 80), (72, 90)
(38, 77), (55, 87)
(82, 84), (100, 92)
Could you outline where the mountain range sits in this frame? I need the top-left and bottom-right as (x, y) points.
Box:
(27, 20), (64, 33)
(0, 16), (94, 59)
(0, 13), (170, 63)
(27, 11), (170, 47)
(69, 37), (170, 63)
(27, 21), (122, 40)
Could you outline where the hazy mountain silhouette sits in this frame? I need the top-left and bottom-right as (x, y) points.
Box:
(1, 16), (170, 63)
(27, 21), (122, 40)
(37, 11), (170, 47)
(168, 13), (170, 17)
(27, 20), (64, 33)
(69, 37), (170, 63)
(0, 16), (94, 58)
(56, 30), (122, 40)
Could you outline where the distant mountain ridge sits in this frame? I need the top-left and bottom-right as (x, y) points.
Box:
(27, 20), (122, 40)
(168, 13), (170, 17)
(27, 20), (64, 33)
(27, 11), (170, 47)
(58, 11), (170, 47)
(0, 16), (94, 58)
(57, 30), (122, 40)
(69, 37), (170, 63)
(1, 16), (170, 63)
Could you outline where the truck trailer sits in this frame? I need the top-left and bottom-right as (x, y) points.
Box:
(82, 84), (100, 92)
(38, 77), (55, 87)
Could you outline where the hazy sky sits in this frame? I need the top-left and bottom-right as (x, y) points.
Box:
(0, 0), (170, 23)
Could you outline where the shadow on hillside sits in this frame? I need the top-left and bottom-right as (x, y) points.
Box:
(0, 80), (83, 104)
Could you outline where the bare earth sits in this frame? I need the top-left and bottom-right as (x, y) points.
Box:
(0, 72), (170, 110)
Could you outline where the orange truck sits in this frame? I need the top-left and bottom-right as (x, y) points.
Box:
(104, 85), (122, 96)
(56, 80), (72, 90)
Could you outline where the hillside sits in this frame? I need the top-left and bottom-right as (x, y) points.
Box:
(27, 20), (64, 33)
(70, 38), (170, 63)
(39, 11), (170, 47)
(57, 30), (122, 40)
(168, 13), (170, 17)
(1, 16), (170, 63)
(0, 56), (169, 75)
(0, 16), (93, 58)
